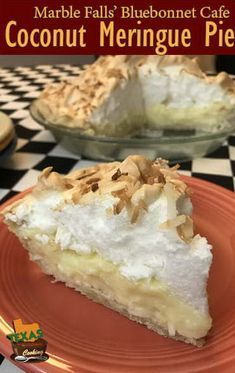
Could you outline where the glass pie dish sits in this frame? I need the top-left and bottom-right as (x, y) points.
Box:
(30, 100), (234, 162)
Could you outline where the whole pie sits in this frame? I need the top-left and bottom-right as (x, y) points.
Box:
(3, 155), (213, 346)
(35, 55), (235, 137)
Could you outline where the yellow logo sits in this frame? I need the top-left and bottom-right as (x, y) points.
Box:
(7, 319), (48, 363)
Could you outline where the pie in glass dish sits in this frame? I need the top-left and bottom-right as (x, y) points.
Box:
(35, 55), (235, 137)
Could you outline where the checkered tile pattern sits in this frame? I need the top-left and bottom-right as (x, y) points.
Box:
(0, 65), (90, 206)
(0, 65), (235, 372)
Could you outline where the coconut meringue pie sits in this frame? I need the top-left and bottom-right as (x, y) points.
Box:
(35, 55), (235, 137)
(3, 156), (213, 346)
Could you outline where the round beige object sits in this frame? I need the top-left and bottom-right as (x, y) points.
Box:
(0, 112), (15, 152)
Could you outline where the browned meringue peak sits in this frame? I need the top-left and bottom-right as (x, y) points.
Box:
(37, 55), (134, 130)
(139, 55), (235, 93)
(34, 156), (190, 225)
(137, 55), (205, 78)
(208, 71), (235, 93)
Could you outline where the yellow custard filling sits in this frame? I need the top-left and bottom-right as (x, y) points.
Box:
(146, 102), (234, 130)
(18, 228), (212, 341)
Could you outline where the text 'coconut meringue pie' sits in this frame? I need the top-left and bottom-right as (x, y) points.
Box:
(2, 156), (213, 346)
(35, 55), (235, 137)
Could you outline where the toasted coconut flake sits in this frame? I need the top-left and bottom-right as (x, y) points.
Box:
(86, 177), (101, 185)
(71, 190), (81, 204)
(91, 183), (99, 192)
(112, 168), (122, 181)
(177, 216), (194, 243)
(113, 199), (126, 215)
(131, 206), (140, 224)
(39, 166), (53, 179)
(160, 215), (187, 230)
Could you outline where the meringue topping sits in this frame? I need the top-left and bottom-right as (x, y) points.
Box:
(31, 156), (192, 241)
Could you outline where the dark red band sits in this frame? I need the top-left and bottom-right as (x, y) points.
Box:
(1, 0), (235, 54)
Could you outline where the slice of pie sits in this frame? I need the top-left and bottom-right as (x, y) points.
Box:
(2, 156), (212, 346)
(35, 55), (235, 137)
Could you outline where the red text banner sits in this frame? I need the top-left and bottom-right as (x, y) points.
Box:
(1, 0), (235, 54)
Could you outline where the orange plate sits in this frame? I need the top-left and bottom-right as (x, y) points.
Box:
(0, 176), (235, 373)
